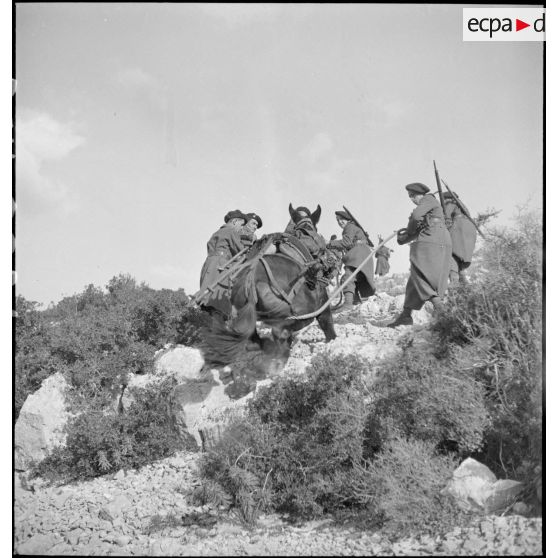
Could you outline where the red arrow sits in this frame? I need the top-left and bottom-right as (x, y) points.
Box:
(516, 19), (530, 31)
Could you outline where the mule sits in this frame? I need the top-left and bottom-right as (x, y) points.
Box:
(202, 249), (336, 365)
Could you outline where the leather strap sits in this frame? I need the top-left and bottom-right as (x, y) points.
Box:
(260, 257), (295, 304)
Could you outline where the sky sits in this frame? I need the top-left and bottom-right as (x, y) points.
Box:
(15, 3), (543, 306)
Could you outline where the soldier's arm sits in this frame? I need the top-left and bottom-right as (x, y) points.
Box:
(228, 229), (245, 255)
(406, 195), (438, 235)
(329, 224), (355, 250)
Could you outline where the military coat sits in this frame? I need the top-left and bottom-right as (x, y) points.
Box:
(444, 198), (477, 267)
(329, 221), (375, 298)
(240, 225), (257, 249)
(199, 224), (245, 315)
(374, 246), (392, 276)
(397, 193), (452, 310)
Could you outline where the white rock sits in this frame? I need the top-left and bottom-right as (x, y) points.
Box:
(114, 469), (125, 481)
(101, 494), (133, 520)
(17, 533), (58, 555)
(484, 479), (524, 513)
(154, 346), (205, 382)
(453, 457), (497, 483)
(15, 372), (70, 471)
(445, 457), (497, 512)
(116, 535), (132, 546)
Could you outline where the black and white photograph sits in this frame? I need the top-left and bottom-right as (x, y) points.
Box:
(12, 3), (546, 556)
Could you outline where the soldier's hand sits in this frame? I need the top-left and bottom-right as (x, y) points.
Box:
(396, 228), (408, 245)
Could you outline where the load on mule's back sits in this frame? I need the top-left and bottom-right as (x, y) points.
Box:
(200, 203), (337, 366)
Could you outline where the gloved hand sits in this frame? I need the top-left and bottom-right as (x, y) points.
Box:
(396, 228), (408, 245)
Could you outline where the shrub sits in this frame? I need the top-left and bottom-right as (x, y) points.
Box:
(35, 377), (189, 481)
(366, 345), (490, 456)
(14, 296), (64, 419)
(197, 352), (373, 521)
(350, 438), (464, 536)
(431, 208), (542, 480)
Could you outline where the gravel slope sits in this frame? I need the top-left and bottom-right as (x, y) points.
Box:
(15, 451), (542, 556)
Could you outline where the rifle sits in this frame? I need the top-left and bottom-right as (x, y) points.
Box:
(342, 206), (374, 247)
(433, 160), (448, 221)
(192, 247), (249, 304)
(441, 179), (486, 240)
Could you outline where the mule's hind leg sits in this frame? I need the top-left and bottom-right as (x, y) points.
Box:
(317, 308), (337, 342)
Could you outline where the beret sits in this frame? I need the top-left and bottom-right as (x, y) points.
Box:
(405, 183), (430, 195)
(335, 210), (351, 221)
(224, 209), (247, 223)
(245, 212), (263, 228)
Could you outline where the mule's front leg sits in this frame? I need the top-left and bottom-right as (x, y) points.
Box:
(271, 325), (294, 359)
(317, 308), (336, 342)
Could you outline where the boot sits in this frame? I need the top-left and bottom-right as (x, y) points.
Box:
(334, 292), (354, 313)
(386, 306), (413, 327)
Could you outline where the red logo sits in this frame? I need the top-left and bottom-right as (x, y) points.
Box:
(516, 19), (530, 31)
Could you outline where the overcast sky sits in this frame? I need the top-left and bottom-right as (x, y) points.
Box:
(15, 3), (543, 306)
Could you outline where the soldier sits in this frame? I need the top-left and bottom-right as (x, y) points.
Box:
(441, 191), (477, 284)
(374, 237), (392, 276)
(240, 212), (263, 248)
(387, 183), (452, 327)
(199, 209), (247, 316)
(328, 210), (375, 312)
(285, 206), (312, 235)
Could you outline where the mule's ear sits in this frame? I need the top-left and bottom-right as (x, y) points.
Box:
(311, 204), (322, 225)
(288, 203), (296, 221)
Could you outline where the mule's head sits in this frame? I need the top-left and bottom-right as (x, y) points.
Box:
(289, 203), (321, 226)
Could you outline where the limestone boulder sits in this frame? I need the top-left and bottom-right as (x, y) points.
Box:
(453, 457), (498, 483)
(445, 457), (524, 514)
(170, 368), (253, 449)
(444, 457), (497, 512)
(154, 345), (205, 382)
(120, 346), (206, 410)
(484, 479), (524, 513)
(15, 372), (70, 471)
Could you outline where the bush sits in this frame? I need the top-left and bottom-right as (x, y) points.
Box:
(15, 277), (208, 416)
(431, 208), (542, 481)
(350, 438), (463, 536)
(366, 345), (490, 456)
(197, 352), (372, 521)
(16, 276), (215, 481)
(35, 377), (189, 481)
(14, 296), (53, 418)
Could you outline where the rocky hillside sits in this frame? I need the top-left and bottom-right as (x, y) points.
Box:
(14, 451), (542, 556)
(14, 290), (543, 556)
